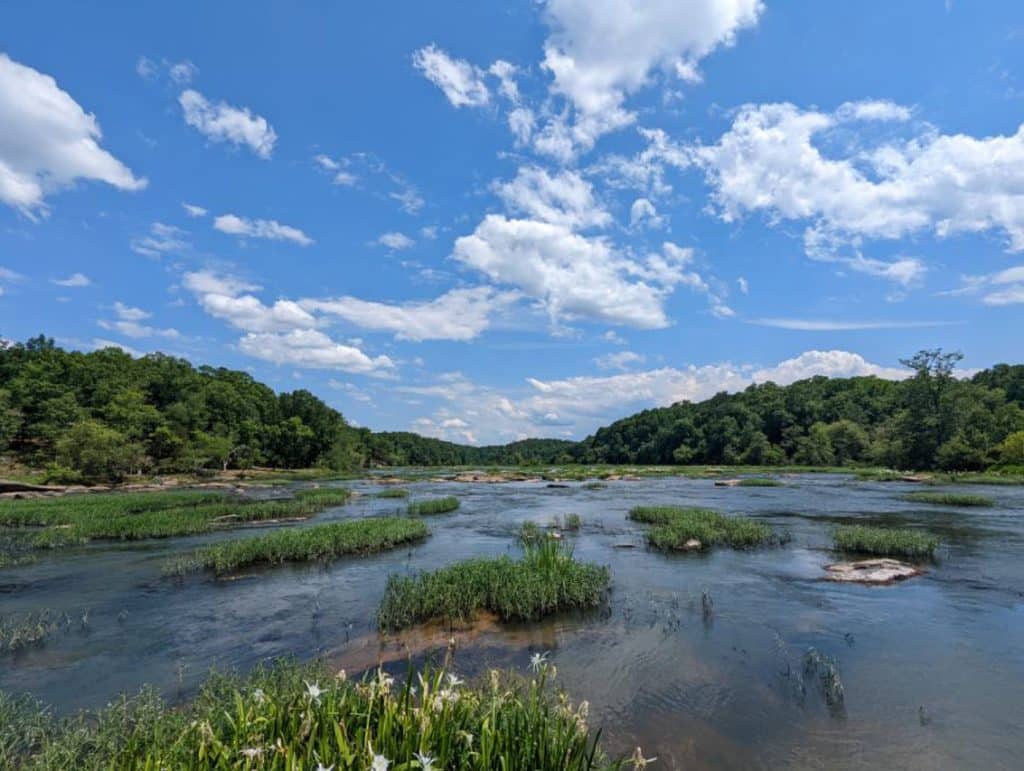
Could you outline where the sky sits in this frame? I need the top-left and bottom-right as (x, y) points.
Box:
(2, 1), (1024, 445)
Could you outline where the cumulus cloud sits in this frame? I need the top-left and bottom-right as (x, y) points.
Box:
(179, 89), (277, 158)
(238, 329), (394, 376)
(691, 101), (1024, 281)
(51, 272), (91, 288)
(629, 197), (665, 229)
(594, 350), (645, 370)
(182, 202), (207, 218)
(536, 0), (764, 156)
(405, 349), (907, 444)
(376, 231), (414, 250)
(213, 214), (313, 246)
(98, 301), (179, 339)
(413, 44), (490, 107)
(494, 166), (611, 229)
(453, 215), (700, 328)
(302, 286), (517, 341)
(0, 53), (146, 216)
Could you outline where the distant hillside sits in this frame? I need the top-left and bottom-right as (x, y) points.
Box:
(573, 352), (1024, 471)
(2, 338), (1022, 482)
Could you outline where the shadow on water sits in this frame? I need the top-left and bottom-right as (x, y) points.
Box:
(1, 473), (1023, 769)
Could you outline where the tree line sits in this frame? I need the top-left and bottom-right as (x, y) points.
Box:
(2, 337), (1022, 483)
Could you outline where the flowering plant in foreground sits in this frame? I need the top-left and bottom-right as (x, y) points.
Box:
(0, 658), (641, 770)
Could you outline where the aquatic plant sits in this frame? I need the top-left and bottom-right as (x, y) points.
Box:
(582, 481), (608, 490)
(737, 477), (782, 487)
(519, 521), (543, 544)
(407, 496), (460, 515)
(165, 517), (428, 575)
(0, 488), (353, 549)
(375, 487), (410, 498)
(0, 611), (64, 654)
(802, 648), (845, 711)
(833, 525), (938, 558)
(377, 539), (610, 630)
(629, 506), (774, 550)
(563, 513), (582, 531)
(902, 491), (994, 507)
(0, 660), (624, 770)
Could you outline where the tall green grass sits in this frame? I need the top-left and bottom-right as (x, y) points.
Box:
(407, 496), (460, 515)
(378, 540), (610, 630)
(166, 516), (428, 575)
(833, 525), (938, 558)
(375, 487), (410, 498)
(0, 660), (623, 770)
(902, 491), (994, 507)
(0, 488), (352, 548)
(629, 506), (775, 550)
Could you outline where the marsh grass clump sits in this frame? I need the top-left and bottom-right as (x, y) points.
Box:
(563, 513), (582, 531)
(0, 488), (354, 550)
(408, 496), (460, 516)
(0, 660), (622, 770)
(803, 648), (845, 711)
(0, 610), (66, 654)
(629, 506), (774, 550)
(519, 521), (543, 544)
(833, 525), (938, 558)
(375, 487), (410, 498)
(378, 540), (610, 631)
(165, 517), (428, 575)
(737, 477), (782, 487)
(902, 491), (994, 507)
(582, 481), (607, 490)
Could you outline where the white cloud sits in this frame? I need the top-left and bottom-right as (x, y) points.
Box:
(494, 166), (611, 229)
(131, 222), (190, 257)
(376, 231), (414, 250)
(629, 197), (665, 229)
(749, 317), (953, 331)
(302, 286), (517, 341)
(508, 107), (536, 146)
(413, 45), (490, 108)
(179, 89), (277, 159)
(51, 272), (91, 288)
(537, 0), (764, 156)
(692, 102), (1024, 276)
(182, 202), (207, 218)
(390, 184), (425, 214)
(113, 302), (150, 321)
(92, 338), (141, 356)
(453, 215), (695, 328)
(168, 60), (198, 85)
(314, 154), (358, 186)
(213, 214), (313, 246)
(181, 269), (259, 297)
(405, 348), (906, 444)
(488, 60), (521, 102)
(948, 264), (1024, 306)
(737, 276), (749, 294)
(182, 270), (316, 333)
(594, 350), (645, 370)
(98, 319), (180, 340)
(835, 99), (912, 123)
(0, 53), (146, 216)
(591, 127), (690, 197)
(238, 329), (394, 376)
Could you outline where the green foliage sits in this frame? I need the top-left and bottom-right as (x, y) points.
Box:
(629, 506), (775, 549)
(375, 487), (410, 498)
(0, 660), (621, 770)
(378, 540), (610, 630)
(563, 513), (582, 530)
(575, 349), (1024, 471)
(0, 488), (353, 547)
(996, 430), (1024, 466)
(833, 525), (938, 558)
(737, 476), (782, 487)
(167, 516), (428, 575)
(407, 496), (460, 515)
(902, 491), (994, 507)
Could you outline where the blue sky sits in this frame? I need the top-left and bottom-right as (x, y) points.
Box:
(2, 1), (1023, 444)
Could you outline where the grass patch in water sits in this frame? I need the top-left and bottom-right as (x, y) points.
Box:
(375, 487), (410, 498)
(902, 491), (994, 507)
(0, 488), (352, 549)
(737, 477), (782, 487)
(407, 496), (460, 515)
(833, 525), (938, 558)
(165, 516), (428, 575)
(378, 540), (610, 631)
(0, 659), (623, 770)
(629, 506), (775, 550)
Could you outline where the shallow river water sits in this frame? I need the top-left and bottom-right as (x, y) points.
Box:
(2, 473), (1023, 770)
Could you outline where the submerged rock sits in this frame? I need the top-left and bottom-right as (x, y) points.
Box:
(824, 558), (923, 584)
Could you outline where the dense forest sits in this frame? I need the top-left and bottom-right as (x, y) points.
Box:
(2, 337), (1023, 483)
(0, 336), (572, 482)
(575, 351), (1024, 471)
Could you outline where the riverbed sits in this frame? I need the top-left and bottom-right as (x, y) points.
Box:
(2, 473), (1022, 769)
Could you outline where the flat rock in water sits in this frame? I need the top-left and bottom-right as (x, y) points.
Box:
(824, 558), (923, 584)
(714, 479), (741, 487)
